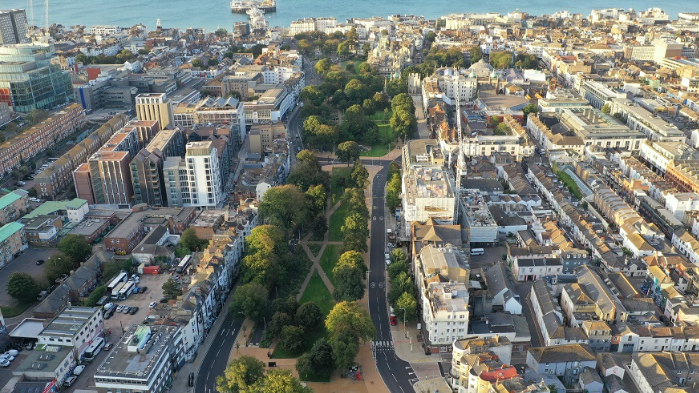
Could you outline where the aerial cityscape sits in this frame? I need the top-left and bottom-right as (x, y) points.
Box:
(1, 3), (699, 393)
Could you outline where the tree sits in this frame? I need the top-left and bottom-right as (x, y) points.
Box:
(180, 228), (208, 252)
(350, 160), (369, 189)
(388, 272), (414, 304)
(330, 332), (360, 369)
(44, 252), (74, 284)
(279, 325), (305, 353)
(333, 251), (367, 301)
(297, 338), (334, 380)
(250, 369), (312, 393)
(341, 213), (369, 253)
(385, 172), (402, 213)
(7, 272), (41, 304)
(192, 58), (204, 68)
(216, 355), (265, 393)
(337, 141), (360, 166)
(470, 45), (483, 63)
(305, 185), (327, 215)
(523, 103), (539, 118)
(489, 115), (501, 127)
(58, 234), (92, 262)
(162, 278), (182, 300)
(601, 103), (611, 114)
(268, 312), (293, 338)
(395, 292), (418, 321)
(489, 51), (513, 69)
(387, 259), (409, 281)
(315, 58), (332, 75)
(325, 301), (375, 342)
(295, 302), (322, 330)
(84, 285), (106, 307)
(259, 185), (309, 230)
(209, 58), (219, 67)
(26, 109), (49, 125)
(272, 296), (300, 316)
(230, 283), (269, 322)
(215, 28), (228, 38)
(295, 353), (314, 380)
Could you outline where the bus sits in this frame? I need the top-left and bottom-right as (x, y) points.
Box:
(118, 281), (136, 300)
(176, 255), (192, 274)
(110, 282), (126, 299)
(107, 272), (128, 293)
(83, 337), (105, 361)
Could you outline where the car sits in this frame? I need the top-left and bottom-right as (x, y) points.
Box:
(116, 305), (125, 313)
(0, 359), (10, 367)
(16, 181), (26, 186)
(64, 375), (78, 387)
(129, 306), (139, 315)
(0, 354), (14, 362)
(189, 372), (195, 386)
(159, 297), (168, 303)
(36, 259), (45, 265)
(73, 365), (85, 375)
(104, 312), (112, 320)
(122, 306), (131, 314)
(103, 342), (113, 351)
(6, 350), (18, 357)
(103, 303), (115, 311)
(139, 286), (148, 293)
(149, 302), (157, 309)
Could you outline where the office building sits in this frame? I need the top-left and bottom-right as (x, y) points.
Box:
(164, 141), (222, 208)
(38, 306), (103, 358)
(94, 325), (184, 393)
(0, 9), (29, 45)
(0, 42), (73, 112)
(135, 93), (174, 129)
(248, 123), (286, 154)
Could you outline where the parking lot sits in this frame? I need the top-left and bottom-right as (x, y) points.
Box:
(0, 247), (58, 308)
(468, 244), (508, 270)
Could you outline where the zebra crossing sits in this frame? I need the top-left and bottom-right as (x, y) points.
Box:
(371, 340), (394, 351)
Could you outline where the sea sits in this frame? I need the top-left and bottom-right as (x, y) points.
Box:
(2, 0), (698, 33)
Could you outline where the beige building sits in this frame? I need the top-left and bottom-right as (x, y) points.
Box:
(249, 123), (286, 154)
(135, 93), (174, 129)
(0, 221), (26, 267)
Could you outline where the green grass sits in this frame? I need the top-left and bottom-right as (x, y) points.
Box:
(319, 244), (343, 286)
(1, 302), (32, 318)
(273, 271), (333, 360)
(307, 243), (323, 257)
(367, 109), (393, 123)
(361, 112), (397, 157)
(331, 167), (352, 204)
(556, 170), (583, 200)
(328, 202), (349, 242)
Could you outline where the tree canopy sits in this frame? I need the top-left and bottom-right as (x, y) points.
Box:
(58, 234), (92, 263)
(230, 283), (269, 323)
(216, 356), (265, 393)
(7, 272), (41, 304)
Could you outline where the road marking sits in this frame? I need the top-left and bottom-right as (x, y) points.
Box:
(372, 216), (376, 220)
(217, 348), (221, 356)
(379, 216), (383, 220)
(392, 374), (397, 382)
(371, 282), (375, 288)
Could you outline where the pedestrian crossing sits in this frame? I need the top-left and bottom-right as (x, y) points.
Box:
(371, 340), (394, 351)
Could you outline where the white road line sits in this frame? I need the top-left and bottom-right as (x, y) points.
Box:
(392, 374), (397, 382)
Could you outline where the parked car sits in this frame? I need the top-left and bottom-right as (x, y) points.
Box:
(65, 376), (77, 387)
(129, 306), (139, 315)
(116, 305), (125, 313)
(103, 342), (113, 351)
(159, 297), (168, 303)
(149, 302), (157, 309)
(0, 359), (10, 367)
(0, 354), (14, 362)
(122, 306), (131, 314)
(6, 350), (18, 357)
(189, 372), (195, 386)
(73, 365), (85, 375)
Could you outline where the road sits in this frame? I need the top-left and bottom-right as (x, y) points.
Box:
(367, 159), (416, 393)
(194, 312), (245, 393)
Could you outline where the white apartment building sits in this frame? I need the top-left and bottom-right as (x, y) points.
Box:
(577, 80), (625, 109)
(94, 325), (184, 393)
(665, 192), (699, 221)
(609, 98), (686, 143)
(288, 17), (338, 35)
(639, 140), (699, 174)
(164, 141), (222, 208)
(459, 191), (498, 245)
(421, 67), (477, 108)
(89, 25), (123, 35)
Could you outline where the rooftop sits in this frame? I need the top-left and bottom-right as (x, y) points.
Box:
(23, 199), (88, 219)
(0, 221), (24, 243)
(41, 307), (100, 337)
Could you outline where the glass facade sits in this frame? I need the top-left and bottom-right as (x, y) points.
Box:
(0, 42), (73, 112)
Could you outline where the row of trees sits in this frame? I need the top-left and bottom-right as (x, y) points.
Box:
(385, 162), (402, 213)
(217, 356), (312, 393)
(387, 250), (418, 322)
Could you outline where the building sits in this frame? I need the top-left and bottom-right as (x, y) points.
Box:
(639, 141), (699, 175)
(103, 207), (197, 254)
(24, 198), (90, 223)
(560, 266), (628, 325)
(665, 160), (699, 194)
(414, 244), (470, 347)
(628, 352), (699, 393)
(526, 344), (597, 385)
(556, 108), (646, 151)
(0, 104), (86, 177)
(130, 128), (185, 206)
(248, 123), (286, 154)
(0, 42), (73, 112)
(38, 307), (103, 359)
(0, 9), (29, 44)
(163, 141), (222, 208)
(402, 140), (455, 225)
(94, 325), (184, 393)
(0, 221), (26, 267)
(0, 189), (28, 225)
(135, 93), (174, 129)
(34, 115), (129, 200)
(608, 98), (686, 143)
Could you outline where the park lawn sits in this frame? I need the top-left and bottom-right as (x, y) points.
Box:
(307, 243), (323, 257)
(361, 117), (397, 157)
(367, 109), (393, 123)
(273, 271), (333, 360)
(331, 167), (352, 204)
(319, 244), (343, 286)
(328, 202), (349, 242)
(1, 302), (31, 318)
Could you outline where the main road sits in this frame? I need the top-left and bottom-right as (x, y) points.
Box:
(195, 312), (245, 393)
(366, 159), (417, 393)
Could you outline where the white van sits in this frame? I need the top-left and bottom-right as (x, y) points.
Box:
(470, 248), (485, 256)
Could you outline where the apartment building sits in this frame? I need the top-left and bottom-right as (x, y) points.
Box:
(0, 9), (29, 44)
(34, 115), (128, 200)
(38, 307), (104, 359)
(459, 190), (498, 245)
(629, 352), (699, 393)
(0, 42), (73, 112)
(557, 107), (646, 151)
(130, 128), (185, 206)
(94, 325), (184, 393)
(0, 104), (85, 176)
(421, 67), (477, 108)
(639, 141), (699, 175)
(577, 80), (625, 109)
(0, 189), (29, 225)
(0, 221), (26, 267)
(665, 160), (699, 194)
(402, 140), (455, 225)
(530, 279), (589, 347)
(135, 93), (174, 129)
(163, 141), (222, 208)
(249, 123), (286, 154)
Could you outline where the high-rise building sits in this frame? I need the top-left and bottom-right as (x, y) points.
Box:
(164, 141), (222, 208)
(130, 129), (185, 207)
(0, 43), (73, 112)
(0, 9), (29, 45)
(135, 93), (174, 129)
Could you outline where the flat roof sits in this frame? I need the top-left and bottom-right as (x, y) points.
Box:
(24, 199), (88, 219)
(14, 344), (73, 374)
(42, 307), (99, 337)
(9, 319), (46, 339)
